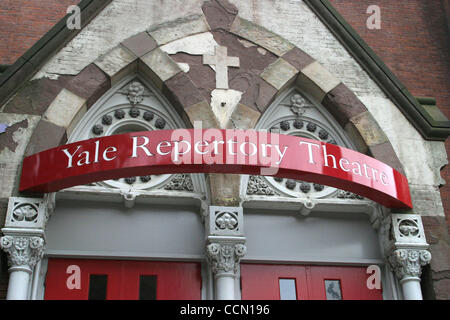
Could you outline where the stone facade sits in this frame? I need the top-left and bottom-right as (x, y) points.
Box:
(0, 0), (448, 300)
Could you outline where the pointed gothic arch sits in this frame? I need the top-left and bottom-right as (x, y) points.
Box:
(18, 16), (404, 209)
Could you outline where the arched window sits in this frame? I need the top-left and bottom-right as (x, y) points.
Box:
(245, 87), (364, 201)
(68, 75), (206, 195)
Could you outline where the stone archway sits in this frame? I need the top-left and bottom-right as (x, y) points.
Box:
(8, 0), (404, 206)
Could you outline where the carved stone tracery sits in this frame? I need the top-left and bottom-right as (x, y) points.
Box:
(246, 175), (278, 196)
(163, 174), (194, 192)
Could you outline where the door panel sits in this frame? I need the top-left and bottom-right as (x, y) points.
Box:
(240, 264), (309, 300)
(44, 258), (202, 300)
(307, 266), (382, 300)
(241, 264), (382, 300)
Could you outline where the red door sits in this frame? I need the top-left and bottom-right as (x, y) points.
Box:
(44, 259), (202, 300)
(241, 264), (382, 300)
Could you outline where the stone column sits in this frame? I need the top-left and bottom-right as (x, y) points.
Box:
(206, 206), (246, 300)
(387, 214), (431, 300)
(0, 197), (48, 300)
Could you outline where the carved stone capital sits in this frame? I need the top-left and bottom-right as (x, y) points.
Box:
(0, 235), (45, 272)
(388, 248), (431, 281)
(206, 242), (246, 276)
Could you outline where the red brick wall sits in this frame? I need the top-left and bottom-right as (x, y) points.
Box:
(0, 0), (77, 66)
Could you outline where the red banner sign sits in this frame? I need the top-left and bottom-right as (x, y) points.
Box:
(19, 129), (412, 208)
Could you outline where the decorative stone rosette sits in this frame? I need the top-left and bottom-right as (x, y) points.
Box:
(388, 248), (431, 280)
(206, 243), (246, 275)
(0, 236), (45, 271)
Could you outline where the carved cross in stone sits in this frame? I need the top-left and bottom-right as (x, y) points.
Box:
(203, 45), (240, 89)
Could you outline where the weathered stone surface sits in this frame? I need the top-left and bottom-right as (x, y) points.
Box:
(282, 47), (315, 71)
(24, 119), (67, 157)
(43, 89), (87, 137)
(212, 29), (278, 111)
(260, 58), (298, 91)
(410, 185), (445, 217)
(322, 83), (368, 128)
(228, 103), (261, 129)
(231, 75), (277, 114)
(209, 173), (241, 206)
(184, 100), (219, 128)
(230, 17), (294, 56)
(163, 72), (205, 110)
(0, 202), (6, 228)
(229, 0), (384, 98)
(429, 240), (450, 273)
(368, 142), (405, 175)
(0, 119), (29, 154)
(148, 14), (210, 45)
(210, 89), (243, 128)
(170, 53), (216, 104)
(433, 278), (450, 300)
(0, 113), (40, 200)
(122, 32), (158, 57)
(34, 0), (205, 78)
(169, 30), (277, 107)
(213, 30), (278, 73)
(421, 215), (450, 300)
(139, 48), (182, 89)
(3, 77), (69, 115)
(391, 138), (446, 187)
(297, 61), (341, 102)
(202, 0), (238, 31)
(0, 113), (40, 155)
(160, 32), (217, 56)
(94, 45), (137, 84)
(0, 161), (21, 201)
(422, 216), (449, 245)
(343, 121), (369, 154)
(348, 111), (388, 147)
(65, 64), (110, 109)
